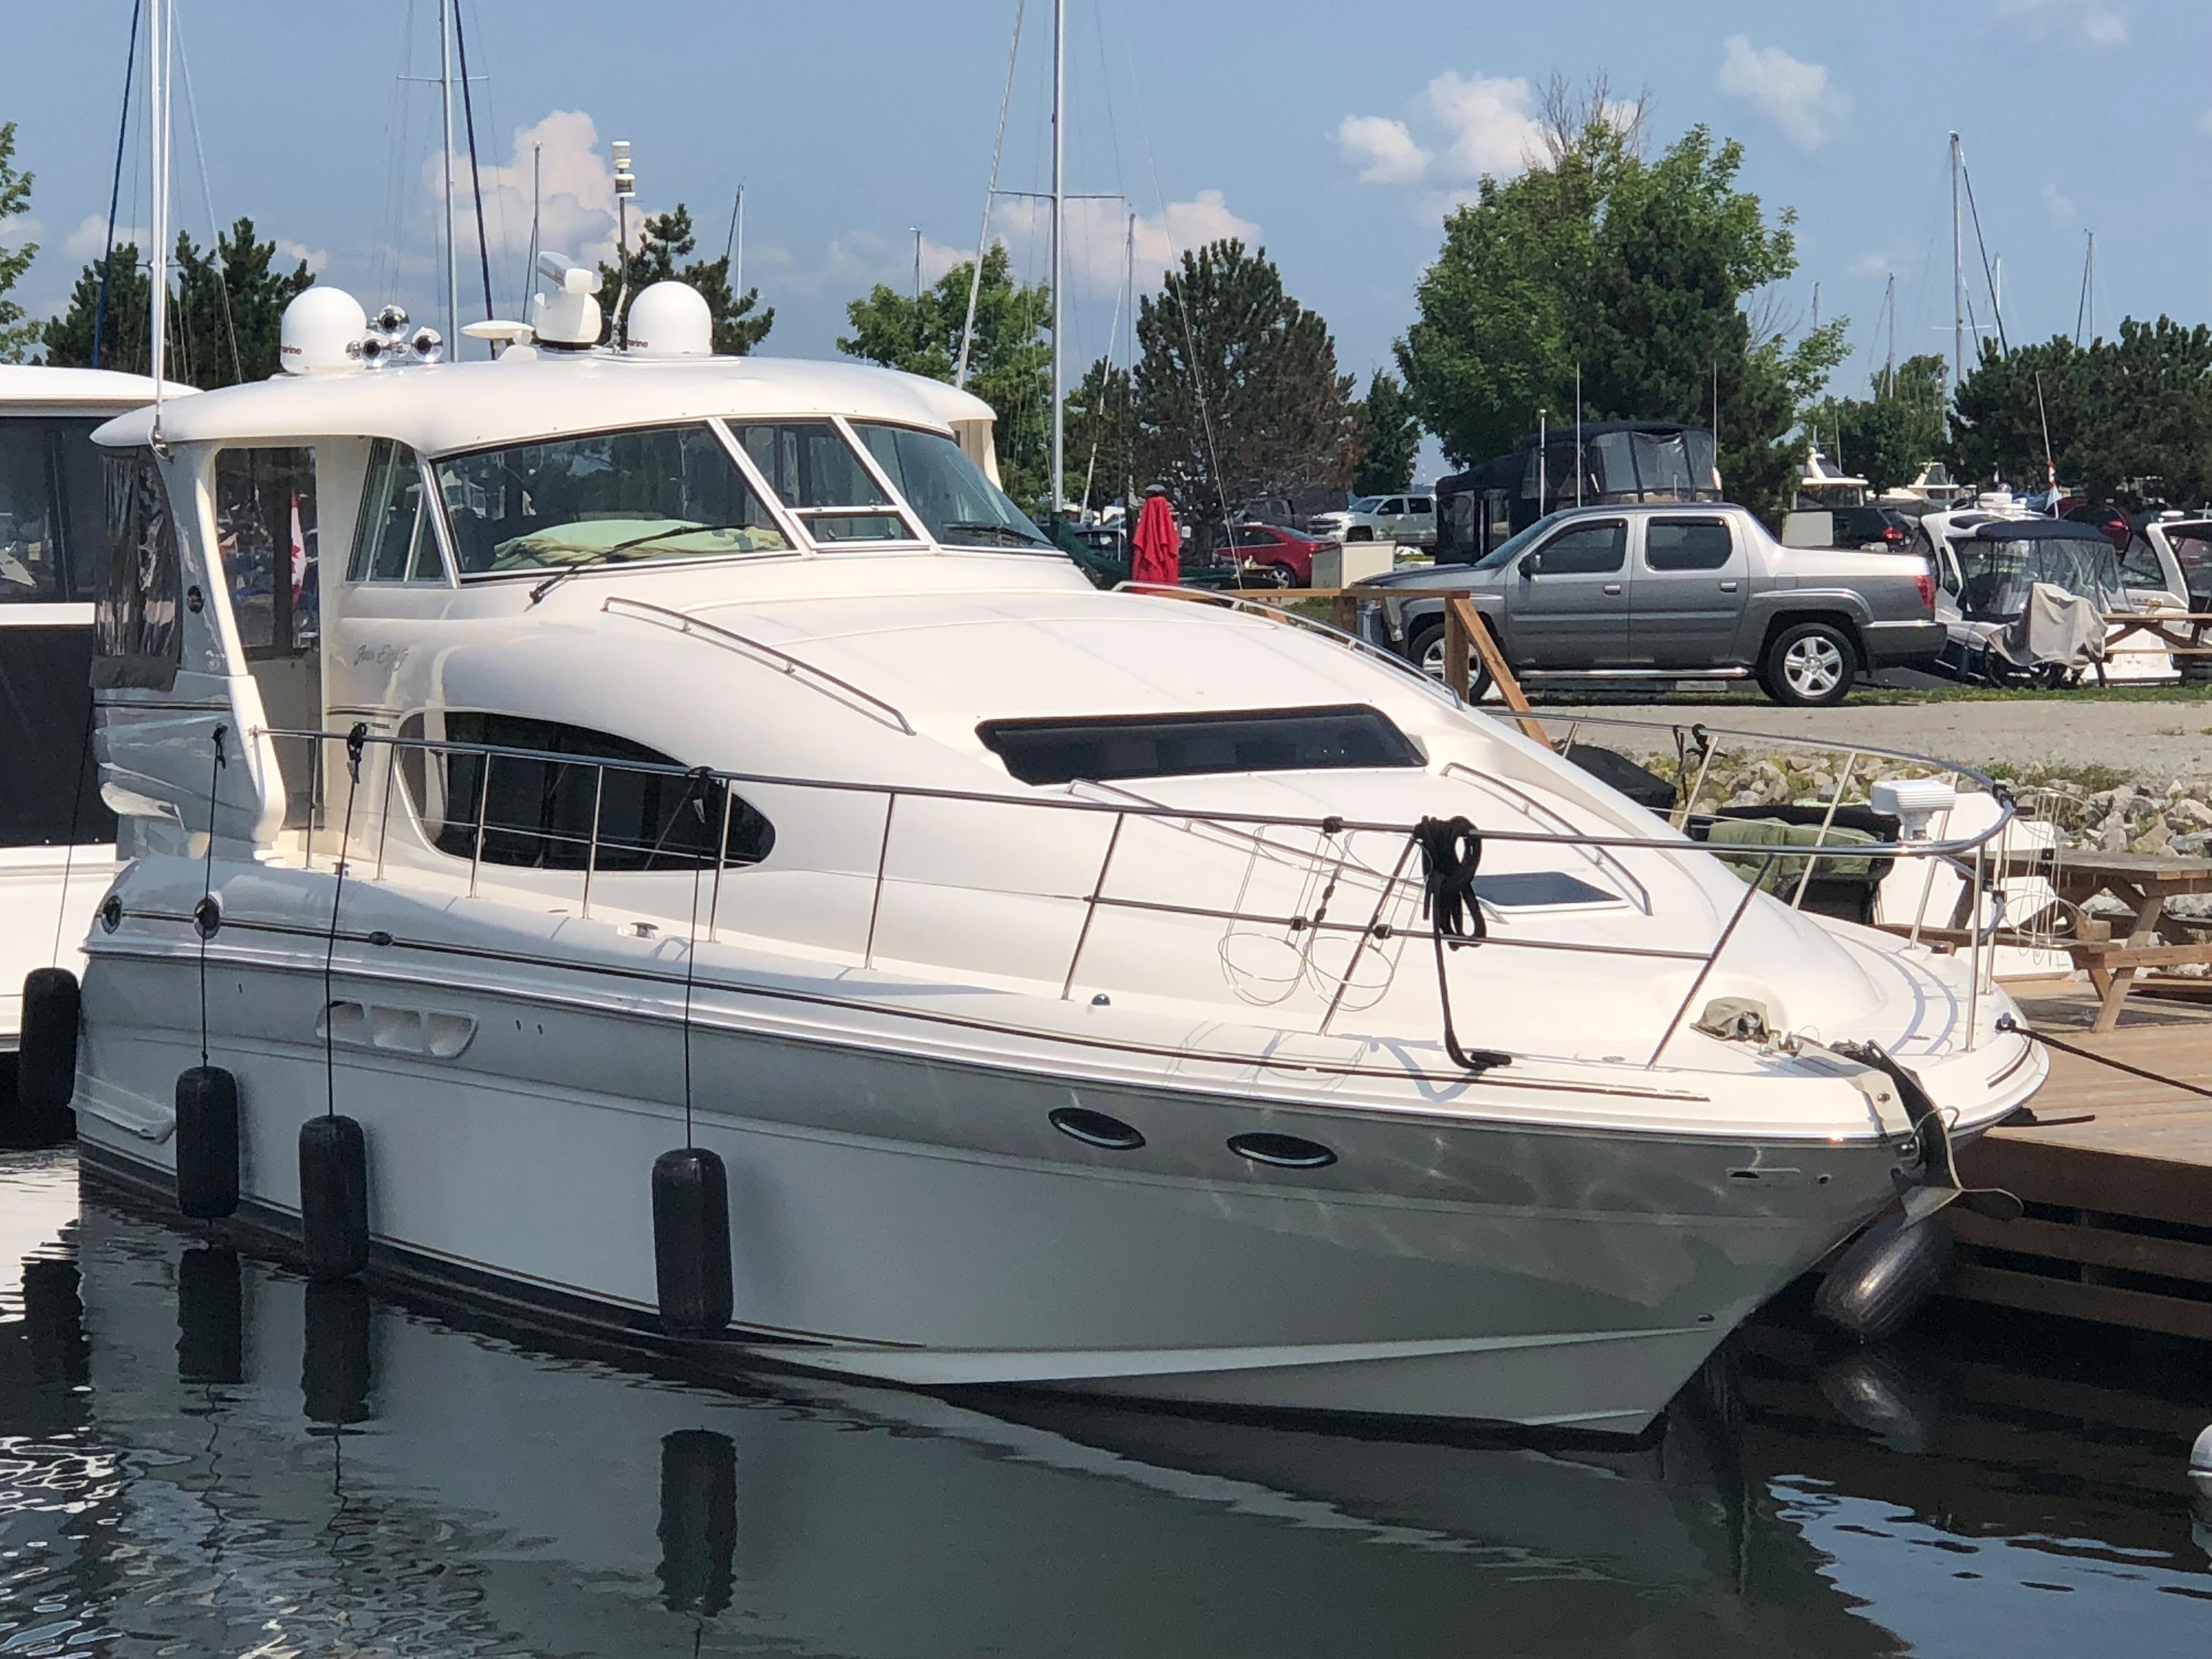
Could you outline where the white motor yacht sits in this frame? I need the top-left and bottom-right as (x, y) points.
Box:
(1, 366), (193, 1081)
(57, 276), (2045, 1434)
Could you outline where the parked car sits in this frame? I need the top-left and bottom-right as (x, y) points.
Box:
(1223, 522), (1328, 586)
(1309, 492), (1436, 548)
(1355, 503), (1943, 707)
(1779, 503), (1914, 551)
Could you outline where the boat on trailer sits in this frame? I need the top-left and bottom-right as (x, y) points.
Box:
(57, 273), (2044, 1435)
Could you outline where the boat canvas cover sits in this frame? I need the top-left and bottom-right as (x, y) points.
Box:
(1945, 518), (2125, 671)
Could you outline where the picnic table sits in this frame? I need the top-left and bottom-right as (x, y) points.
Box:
(2006, 848), (2212, 1030)
(2098, 611), (2212, 684)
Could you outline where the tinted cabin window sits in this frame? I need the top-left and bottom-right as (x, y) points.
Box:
(727, 420), (910, 544)
(400, 712), (774, 871)
(436, 424), (788, 575)
(978, 705), (1421, 787)
(0, 416), (103, 603)
(1535, 521), (1626, 574)
(1644, 519), (1733, 572)
(91, 447), (182, 691)
(349, 439), (438, 583)
(216, 447), (320, 652)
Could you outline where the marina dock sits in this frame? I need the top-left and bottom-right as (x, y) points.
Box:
(1953, 983), (2212, 1339)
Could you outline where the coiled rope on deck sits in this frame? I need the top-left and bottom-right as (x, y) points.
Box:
(1414, 816), (1510, 1073)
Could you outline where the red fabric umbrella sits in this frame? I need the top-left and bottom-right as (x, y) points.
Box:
(1129, 493), (1181, 586)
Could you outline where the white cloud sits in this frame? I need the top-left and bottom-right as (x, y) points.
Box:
(274, 239), (330, 276)
(1849, 250), (1893, 279)
(2001, 0), (2128, 48)
(65, 214), (151, 259)
(2198, 107), (2212, 135)
(435, 110), (633, 289)
(2041, 183), (2076, 226)
(1427, 73), (1545, 179)
(1335, 115), (1431, 184)
(1717, 36), (1850, 151)
(988, 189), (1260, 295)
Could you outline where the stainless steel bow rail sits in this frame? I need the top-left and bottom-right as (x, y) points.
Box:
(252, 719), (2020, 1066)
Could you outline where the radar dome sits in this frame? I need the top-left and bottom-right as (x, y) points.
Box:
(279, 287), (369, 375)
(625, 281), (714, 357)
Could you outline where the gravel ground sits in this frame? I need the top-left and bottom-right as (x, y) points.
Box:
(1520, 696), (2212, 778)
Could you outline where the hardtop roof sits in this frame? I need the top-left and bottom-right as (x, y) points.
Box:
(0, 363), (196, 410)
(90, 352), (996, 456)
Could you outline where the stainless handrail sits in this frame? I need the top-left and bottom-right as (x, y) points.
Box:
(601, 595), (917, 736)
(254, 719), (2023, 1073)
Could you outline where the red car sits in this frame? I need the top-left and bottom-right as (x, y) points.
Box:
(1224, 522), (1329, 586)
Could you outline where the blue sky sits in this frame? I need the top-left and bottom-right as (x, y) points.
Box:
(3, 0), (2208, 426)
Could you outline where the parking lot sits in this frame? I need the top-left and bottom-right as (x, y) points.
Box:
(1523, 689), (2212, 778)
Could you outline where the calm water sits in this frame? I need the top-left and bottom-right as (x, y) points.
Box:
(4, 1146), (2209, 1658)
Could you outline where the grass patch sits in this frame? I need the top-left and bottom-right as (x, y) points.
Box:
(1980, 760), (2137, 795)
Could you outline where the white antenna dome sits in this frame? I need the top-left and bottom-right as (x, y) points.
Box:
(279, 286), (369, 375)
(625, 281), (714, 357)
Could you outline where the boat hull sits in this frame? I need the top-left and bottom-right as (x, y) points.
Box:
(74, 944), (1922, 1435)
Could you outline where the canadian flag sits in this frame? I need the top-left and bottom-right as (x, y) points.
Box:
(289, 493), (306, 601)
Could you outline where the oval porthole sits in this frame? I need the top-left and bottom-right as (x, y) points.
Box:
(1050, 1107), (1145, 1150)
(1228, 1132), (1336, 1170)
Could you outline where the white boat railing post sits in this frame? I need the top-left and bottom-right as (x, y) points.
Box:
(374, 735), (399, 882)
(707, 782), (733, 945)
(1061, 811), (1126, 1000)
(580, 764), (605, 918)
(468, 756), (492, 900)
(1789, 748), (1859, 910)
(1318, 831), (1418, 1035)
(1647, 852), (1776, 1068)
(864, 792), (897, 968)
(1967, 835), (1985, 1050)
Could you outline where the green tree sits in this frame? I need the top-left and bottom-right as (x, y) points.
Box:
(1826, 353), (1948, 494)
(839, 244), (1053, 506)
(600, 203), (771, 355)
(1350, 369), (1420, 495)
(1951, 320), (2212, 504)
(0, 122), (38, 362)
(1133, 238), (1355, 534)
(1397, 102), (1844, 518)
(1065, 355), (1137, 513)
(44, 218), (312, 387)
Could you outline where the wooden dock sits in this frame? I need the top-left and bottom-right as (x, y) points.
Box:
(1951, 980), (2212, 1339)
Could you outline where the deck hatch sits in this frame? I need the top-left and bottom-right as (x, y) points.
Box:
(978, 705), (1420, 787)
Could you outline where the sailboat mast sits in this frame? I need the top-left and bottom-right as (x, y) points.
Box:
(1884, 272), (1895, 389)
(149, 0), (168, 424)
(1048, 0), (1066, 515)
(438, 0), (458, 342)
(1949, 132), (1963, 391)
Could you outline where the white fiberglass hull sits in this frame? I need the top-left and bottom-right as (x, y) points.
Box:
(0, 843), (115, 1049)
(73, 893), (2041, 1435)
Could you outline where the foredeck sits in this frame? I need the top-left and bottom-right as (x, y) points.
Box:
(1951, 981), (2212, 1338)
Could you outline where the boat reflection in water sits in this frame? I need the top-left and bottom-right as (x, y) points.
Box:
(3, 1148), (2208, 1658)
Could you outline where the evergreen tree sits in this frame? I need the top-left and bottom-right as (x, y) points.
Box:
(0, 122), (38, 363)
(599, 204), (771, 355)
(839, 244), (1053, 507)
(1065, 356), (1137, 513)
(1350, 369), (1420, 495)
(1133, 238), (1355, 536)
(44, 219), (312, 387)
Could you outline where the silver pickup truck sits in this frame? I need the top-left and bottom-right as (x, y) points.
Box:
(1357, 503), (1943, 706)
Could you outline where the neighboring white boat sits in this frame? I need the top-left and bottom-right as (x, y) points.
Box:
(61, 276), (2044, 1435)
(1, 366), (193, 1070)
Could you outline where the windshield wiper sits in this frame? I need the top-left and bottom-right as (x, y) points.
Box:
(524, 523), (755, 605)
(940, 520), (1051, 548)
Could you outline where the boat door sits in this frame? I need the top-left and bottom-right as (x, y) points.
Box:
(1500, 516), (1630, 667)
(211, 446), (321, 826)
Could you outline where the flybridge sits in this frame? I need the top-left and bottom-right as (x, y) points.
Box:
(278, 257), (715, 376)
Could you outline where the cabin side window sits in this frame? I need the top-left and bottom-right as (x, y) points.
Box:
(0, 416), (104, 604)
(348, 439), (446, 585)
(397, 712), (774, 872)
(215, 447), (320, 653)
(90, 447), (183, 691)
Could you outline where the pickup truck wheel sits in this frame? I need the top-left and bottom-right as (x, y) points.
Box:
(1408, 618), (1494, 701)
(1762, 622), (1856, 707)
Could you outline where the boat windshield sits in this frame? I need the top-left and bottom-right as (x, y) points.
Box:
(849, 422), (1052, 552)
(435, 424), (792, 577)
(724, 420), (918, 545)
(1954, 534), (2125, 620)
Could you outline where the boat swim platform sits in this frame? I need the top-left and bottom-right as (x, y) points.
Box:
(1949, 979), (2212, 1341)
